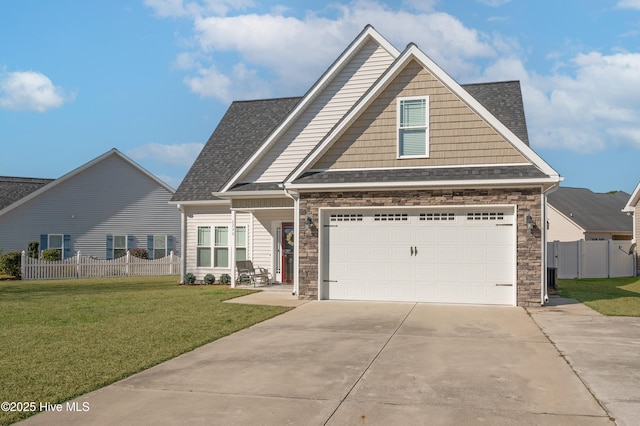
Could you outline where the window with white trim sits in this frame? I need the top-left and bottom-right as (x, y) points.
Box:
(114, 235), (127, 259)
(153, 235), (167, 259)
(214, 226), (229, 267)
(236, 226), (247, 262)
(49, 234), (63, 259)
(398, 96), (429, 158)
(197, 227), (211, 267)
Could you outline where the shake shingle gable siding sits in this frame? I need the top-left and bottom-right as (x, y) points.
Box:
(172, 82), (530, 203)
(0, 177), (54, 210)
(171, 97), (301, 202)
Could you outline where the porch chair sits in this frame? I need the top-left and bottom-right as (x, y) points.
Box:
(236, 260), (273, 287)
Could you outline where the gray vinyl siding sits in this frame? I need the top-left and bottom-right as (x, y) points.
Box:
(0, 154), (180, 259)
(243, 40), (395, 183)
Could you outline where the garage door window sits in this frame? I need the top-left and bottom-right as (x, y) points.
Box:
(330, 214), (363, 222)
(374, 213), (408, 222)
(467, 212), (505, 221)
(420, 212), (455, 221)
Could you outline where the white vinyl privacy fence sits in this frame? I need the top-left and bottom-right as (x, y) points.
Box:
(547, 240), (636, 279)
(21, 251), (181, 280)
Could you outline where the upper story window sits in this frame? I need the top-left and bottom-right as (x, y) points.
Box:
(398, 96), (429, 158)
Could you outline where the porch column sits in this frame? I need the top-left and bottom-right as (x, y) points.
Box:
(230, 209), (237, 287)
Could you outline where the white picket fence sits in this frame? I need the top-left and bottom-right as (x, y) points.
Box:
(547, 240), (636, 279)
(21, 250), (181, 280)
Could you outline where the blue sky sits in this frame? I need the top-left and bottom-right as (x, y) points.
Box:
(1, 0), (639, 193)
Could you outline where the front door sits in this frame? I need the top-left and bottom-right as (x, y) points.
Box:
(282, 222), (294, 283)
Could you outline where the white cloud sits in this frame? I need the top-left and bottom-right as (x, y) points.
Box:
(476, 0), (510, 6)
(616, 0), (640, 9)
(160, 0), (496, 100)
(145, 0), (640, 155)
(127, 142), (204, 167)
(0, 70), (73, 112)
(482, 52), (640, 153)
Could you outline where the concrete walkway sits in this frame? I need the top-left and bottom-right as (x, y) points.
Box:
(22, 295), (612, 425)
(528, 296), (640, 426)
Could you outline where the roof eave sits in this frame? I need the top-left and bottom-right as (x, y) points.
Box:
(285, 177), (560, 192)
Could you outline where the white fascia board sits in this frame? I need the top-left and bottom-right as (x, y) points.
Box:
(623, 181), (640, 212)
(288, 44), (561, 184)
(212, 190), (288, 199)
(219, 26), (400, 194)
(0, 148), (174, 218)
(168, 199), (230, 206)
(285, 177), (560, 192)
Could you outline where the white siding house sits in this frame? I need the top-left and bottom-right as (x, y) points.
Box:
(0, 149), (180, 260)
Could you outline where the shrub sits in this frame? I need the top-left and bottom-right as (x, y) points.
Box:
(204, 274), (215, 284)
(0, 251), (22, 278)
(27, 241), (39, 259)
(219, 274), (231, 284)
(41, 249), (61, 261)
(129, 248), (148, 259)
(183, 273), (196, 284)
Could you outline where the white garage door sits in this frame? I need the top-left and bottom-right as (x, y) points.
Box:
(321, 208), (516, 305)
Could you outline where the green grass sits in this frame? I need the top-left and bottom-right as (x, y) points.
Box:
(558, 276), (640, 316)
(0, 276), (291, 425)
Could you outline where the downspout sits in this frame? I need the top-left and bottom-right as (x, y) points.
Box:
(281, 185), (299, 296)
(177, 204), (187, 284)
(542, 183), (560, 305)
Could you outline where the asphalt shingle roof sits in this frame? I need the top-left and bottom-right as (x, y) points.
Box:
(0, 176), (54, 211)
(547, 187), (632, 233)
(463, 81), (529, 146)
(172, 81), (534, 201)
(172, 97), (301, 202)
(292, 165), (546, 185)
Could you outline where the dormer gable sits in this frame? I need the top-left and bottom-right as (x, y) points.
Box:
(289, 44), (559, 184)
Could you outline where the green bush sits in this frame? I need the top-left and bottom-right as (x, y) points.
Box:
(41, 249), (61, 261)
(129, 248), (148, 259)
(27, 241), (39, 259)
(204, 274), (216, 284)
(183, 273), (196, 284)
(219, 274), (231, 284)
(0, 251), (22, 278)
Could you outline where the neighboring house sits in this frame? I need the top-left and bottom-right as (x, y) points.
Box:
(547, 187), (632, 241)
(623, 182), (640, 274)
(0, 149), (180, 260)
(171, 25), (562, 306)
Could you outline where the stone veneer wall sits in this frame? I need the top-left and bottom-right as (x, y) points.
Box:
(297, 188), (543, 307)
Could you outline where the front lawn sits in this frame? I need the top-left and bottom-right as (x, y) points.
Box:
(558, 276), (640, 316)
(0, 276), (290, 425)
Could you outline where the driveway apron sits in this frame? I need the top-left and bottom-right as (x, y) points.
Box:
(21, 300), (612, 425)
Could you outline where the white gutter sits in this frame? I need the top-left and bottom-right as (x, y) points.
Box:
(281, 185), (299, 296)
(168, 199), (229, 206)
(177, 204), (187, 284)
(542, 183), (560, 305)
(286, 177), (561, 191)
(211, 190), (289, 199)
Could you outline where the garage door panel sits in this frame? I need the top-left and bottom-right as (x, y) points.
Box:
(324, 208), (515, 305)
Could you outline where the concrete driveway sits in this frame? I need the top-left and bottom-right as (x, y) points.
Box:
(529, 296), (640, 426)
(22, 296), (612, 425)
